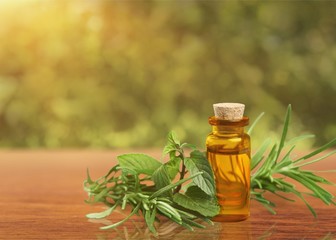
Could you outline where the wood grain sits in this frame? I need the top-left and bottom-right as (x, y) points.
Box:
(0, 150), (335, 239)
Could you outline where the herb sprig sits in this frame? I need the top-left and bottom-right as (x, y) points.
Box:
(250, 104), (336, 216)
(84, 105), (336, 232)
(84, 132), (219, 235)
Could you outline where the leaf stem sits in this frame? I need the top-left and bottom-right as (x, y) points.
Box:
(174, 152), (186, 194)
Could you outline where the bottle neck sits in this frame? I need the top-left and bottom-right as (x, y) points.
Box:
(212, 125), (245, 136)
(208, 116), (249, 136)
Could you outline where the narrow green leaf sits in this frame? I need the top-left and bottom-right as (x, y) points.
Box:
(149, 172), (203, 200)
(117, 153), (162, 176)
(283, 172), (332, 205)
(93, 187), (112, 203)
(86, 205), (117, 219)
(182, 218), (206, 229)
(251, 138), (272, 171)
(184, 150), (216, 196)
(103, 164), (120, 180)
(297, 193), (317, 218)
(257, 143), (277, 177)
(247, 112), (265, 135)
(273, 146), (295, 171)
(295, 150), (336, 168)
(294, 138), (336, 163)
(275, 104), (291, 160)
(286, 134), (315, 146)
(157, 201), (182, 221)
(86, 168), (94, 184)
(176, 209), (197, 219)
(100, 203), (141, 230)
(260, 202), (277, 215)
(167, 216), (194, 231)
(144, 208), (157, 234)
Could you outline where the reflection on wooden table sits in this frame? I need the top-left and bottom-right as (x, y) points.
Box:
(0, 150), (335, 239)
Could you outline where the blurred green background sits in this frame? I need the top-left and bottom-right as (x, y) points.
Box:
(0, 1), (335, 149)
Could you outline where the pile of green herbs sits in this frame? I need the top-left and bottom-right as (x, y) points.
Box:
(84, 105), (336, 234)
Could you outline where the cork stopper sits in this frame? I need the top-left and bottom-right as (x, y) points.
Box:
(213, 103), (245, 121)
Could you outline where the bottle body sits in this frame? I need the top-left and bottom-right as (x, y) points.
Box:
(206, 116), (251, 222)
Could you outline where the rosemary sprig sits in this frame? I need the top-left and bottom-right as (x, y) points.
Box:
(250, 104), (336, 216)
(84, 134), (218, 235)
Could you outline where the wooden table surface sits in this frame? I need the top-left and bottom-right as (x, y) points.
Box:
(0, 150), (335, 240)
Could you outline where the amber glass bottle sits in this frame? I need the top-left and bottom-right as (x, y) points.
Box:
(206, 103), (251, 222)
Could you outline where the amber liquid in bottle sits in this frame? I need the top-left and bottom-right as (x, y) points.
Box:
(206, 116), (251, 222)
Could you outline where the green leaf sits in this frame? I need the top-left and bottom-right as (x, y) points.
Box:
(165, 156), (181, 180)
(117, 153), (162, 176)
(173, 186), (219, 217)
(163, 131), (181, 155)
(152, 165), (171, 196)
(294, 150), (336, 168)
(86, 168), (94, 184)
(86, 205), (117, 219)
(182, 218), (206, 229)
(247, 112), (265, 135)
(168, 131), (180, 145)
(100, 203), (141, 230)
(286, 134), (315, 146)
(149, 172), (203, 200)
(294, 138), (336, 163)
(255, 143), (277, 177)
(144, 207), (157, 234)
(180, 143), (197, 150)
(275, 104), (291, 160)
(184, 150), (216, 196)
(251, 138), (272, 171)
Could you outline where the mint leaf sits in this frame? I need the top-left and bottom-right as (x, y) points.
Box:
(150, 172), (203, 200)
(180, 143), (197, 150)
(173, 186), (219, 217)
(117, 153), (162, 176)
(165, 156), (181, 180)
(184, 150), (216, 196)
(152, 165), (171, 196)
(163, 131), (180, 155)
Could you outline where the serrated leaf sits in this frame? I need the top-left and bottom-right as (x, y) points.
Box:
(163, 145), (176, 155)
(150, 172), (203, 200)
(117, 153), (162, 176)
(168, 131), (180, 145)
(180, 143), (197, 150)
(173, 186), (219, 217)
(152, 164), (171, 197)
(163, 131), (181, 155)
(184, 150), (216, 196)
(165, 156), (181, 180)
